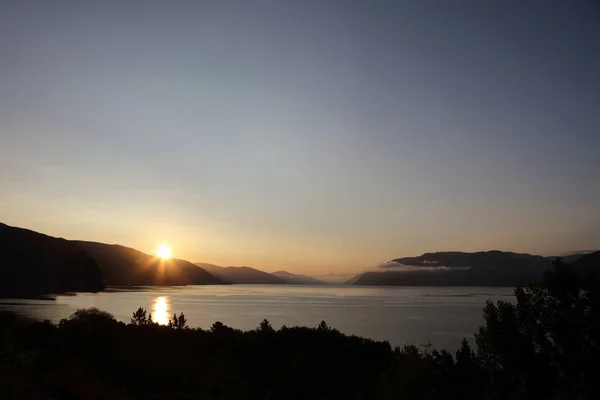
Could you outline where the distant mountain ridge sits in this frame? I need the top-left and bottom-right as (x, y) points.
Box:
(569, 250), (600, 272)
(272, 271), (328, 285)
(312, 272), (358, 284)
(194, 263), (287, 284)
(555, 251), (595, 264)
(348, 250), (595, 286)
(389, 250), (548, 268)
(194, 264), (329, 285)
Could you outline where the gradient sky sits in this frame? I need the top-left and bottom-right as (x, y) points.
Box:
(1, 1), (599, 274)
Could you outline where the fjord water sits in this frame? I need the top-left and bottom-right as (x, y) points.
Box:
(0, 285), (513, 350)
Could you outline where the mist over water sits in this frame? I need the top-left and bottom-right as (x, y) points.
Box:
(1, 285), (513, 350)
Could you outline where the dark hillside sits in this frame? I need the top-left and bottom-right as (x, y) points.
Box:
(0, 223), (104, 297)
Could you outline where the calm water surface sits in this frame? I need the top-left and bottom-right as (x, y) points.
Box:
(0, 285), (514, 350)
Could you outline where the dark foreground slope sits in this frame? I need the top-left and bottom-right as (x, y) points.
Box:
(1, 258), (598, 399)
(348, 251), (588, 286)
(0, 223), (104, 297)
(76, 241), (222, 286)
(195, 263), (287, 284)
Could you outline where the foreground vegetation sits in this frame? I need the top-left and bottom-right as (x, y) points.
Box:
(1, 259), (598, 400)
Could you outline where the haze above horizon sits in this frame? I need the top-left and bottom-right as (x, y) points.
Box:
(1, 1), (599, 274)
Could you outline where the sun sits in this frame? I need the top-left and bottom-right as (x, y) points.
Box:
(156, 244), (172, 260)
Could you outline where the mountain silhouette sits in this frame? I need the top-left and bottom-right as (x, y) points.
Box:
(557, 250), (596, 264)
(389, 250), (550, 269)
(569, 250), (600, 272)
(273, 271), (328, 285)
(3, 221), (595, 292)
(75, 241), (222, 286)
(0, 222), (104, 297)
(346, 250), (591, 286)
(312, 272), (358, 284)
(194, 263), (287, 284)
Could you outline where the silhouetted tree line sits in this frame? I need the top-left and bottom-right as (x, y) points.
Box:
(1, 258), (598, 399)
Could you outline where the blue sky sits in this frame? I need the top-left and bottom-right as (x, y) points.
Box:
(1, 1), (599, 273)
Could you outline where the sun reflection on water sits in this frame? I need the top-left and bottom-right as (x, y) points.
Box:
(152, 296), (170, 325)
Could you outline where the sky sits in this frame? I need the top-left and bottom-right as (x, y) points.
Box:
(1, 1), (599, 274)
